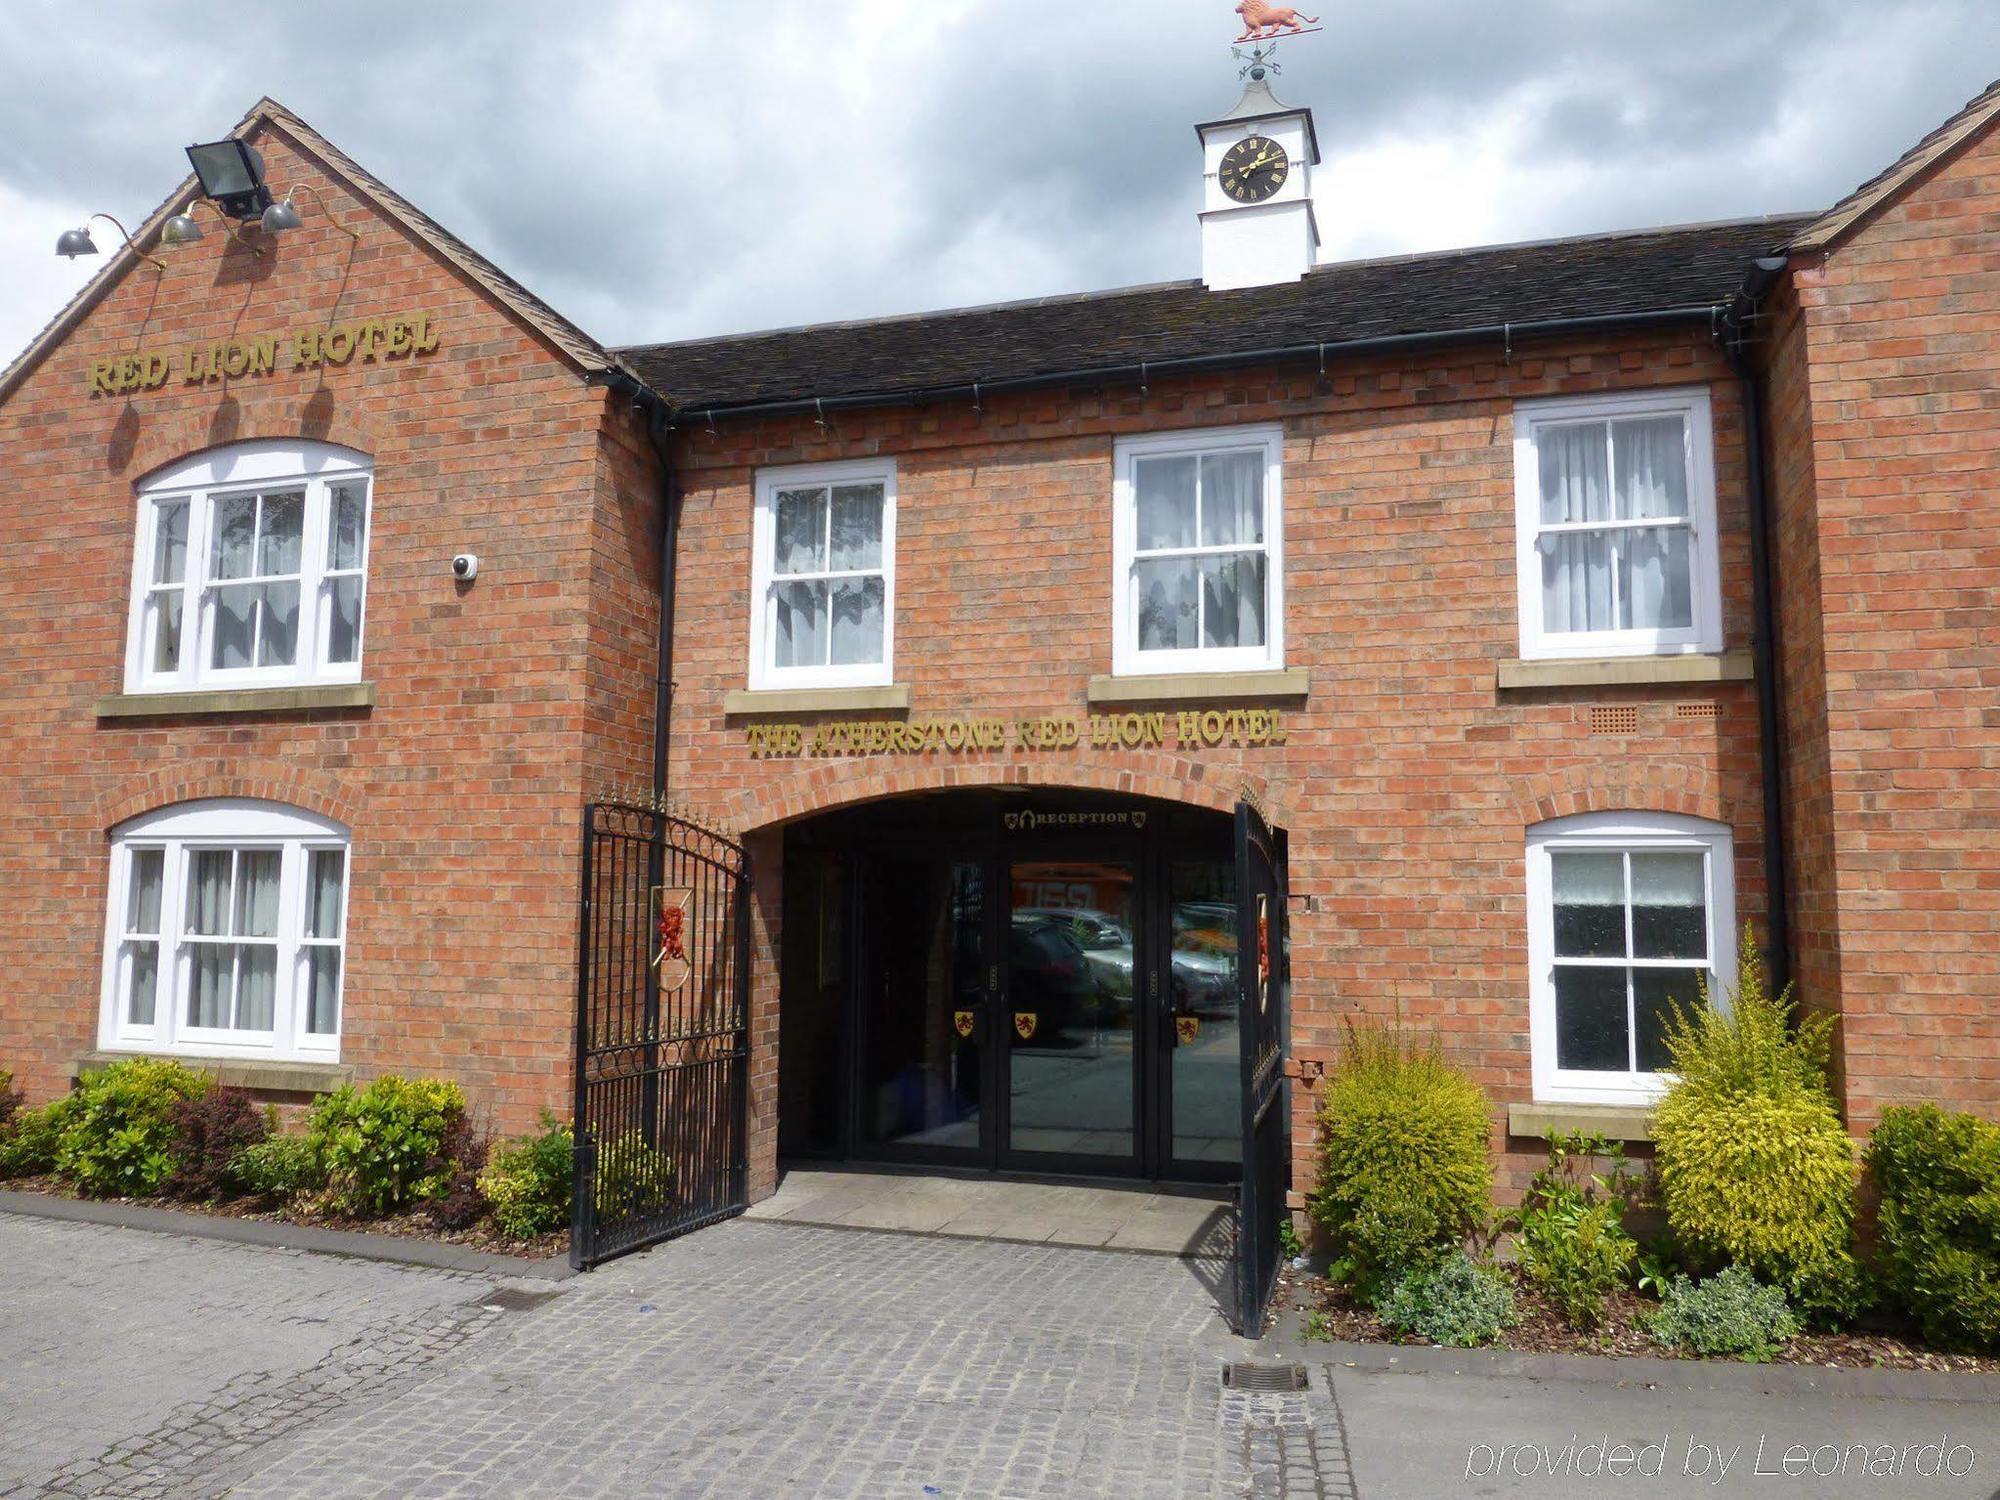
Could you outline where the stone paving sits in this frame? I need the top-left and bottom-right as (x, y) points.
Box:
(3, 1208), (1341, 1499)
(9, 1206), (1991, 1497)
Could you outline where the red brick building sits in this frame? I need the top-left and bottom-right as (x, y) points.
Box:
(2, 75), (1995, 1267)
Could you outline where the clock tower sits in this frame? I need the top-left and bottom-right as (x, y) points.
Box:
(1197, 63), (1321, 291)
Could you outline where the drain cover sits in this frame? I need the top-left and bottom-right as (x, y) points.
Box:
(478, 1287), (561, 1314)
(1223, 1361), (1308, 1392)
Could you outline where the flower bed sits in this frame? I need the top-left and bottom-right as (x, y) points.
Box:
(1280, 1264), (2000, 1374)
(1293, 937), (2000, 1371)
(0, 1062), (575, 1261)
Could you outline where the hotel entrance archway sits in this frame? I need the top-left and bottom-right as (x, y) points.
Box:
(777, 789), (1259, 1185)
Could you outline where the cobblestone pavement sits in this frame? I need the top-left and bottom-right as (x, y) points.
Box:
(2, 1211), (1357, 1499)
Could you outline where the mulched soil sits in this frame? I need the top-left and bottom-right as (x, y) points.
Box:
(1278, 1264), (2000, 1373)
(1, 1176), (569, 1263)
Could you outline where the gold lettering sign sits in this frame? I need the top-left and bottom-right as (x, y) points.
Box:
(88, 312), (443, 395)
(743, 710), (1289, 758)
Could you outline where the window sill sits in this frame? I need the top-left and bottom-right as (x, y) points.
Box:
(1087, 668), (1309, 705)
(722, 684), (911, 716)
(95, 684), (377, 719)
(1507, 1101), (1655, 1143)
(72, 1050), (351, 1095)
(1496, 651), (1752, 691)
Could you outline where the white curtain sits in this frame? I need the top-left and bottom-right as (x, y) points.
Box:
(1135, 457), (1197, 550)
(1538, 422), (1612, 633)
(1541, 417), (1693, 634)
(1136, 558), (1198, 650)
(1200, 451), (1263, 546)
(1201, 554), (1266, 649)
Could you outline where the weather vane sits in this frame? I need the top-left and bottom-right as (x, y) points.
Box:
(1231, 3), (1321, 80)
(1233, 2), (1321, 43)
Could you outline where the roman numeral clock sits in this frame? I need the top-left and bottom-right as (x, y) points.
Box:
(1219, 135), (1290, 203)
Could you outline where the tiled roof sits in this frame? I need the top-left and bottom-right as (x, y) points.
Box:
(621, 215), (1812, 415)
(1791, 77), (2000, 253)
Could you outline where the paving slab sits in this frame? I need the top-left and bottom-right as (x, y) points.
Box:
(746, 1167), (1233, 1258)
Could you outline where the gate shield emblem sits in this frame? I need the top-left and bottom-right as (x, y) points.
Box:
(1176, 1015), (1201, 1045)
(652, 885), (694, 992)
(954, 1010), (977, 1039)
(1013, 1011), (1038, 1042)
(1256, 893), (1271, 1012)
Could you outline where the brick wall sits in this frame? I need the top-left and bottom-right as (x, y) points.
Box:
(664, 332), (1772, 1202)
(0, 126), (641, 1134)
(1784, 123), (2000, 1125)
(1761, 277), (1846, 1063)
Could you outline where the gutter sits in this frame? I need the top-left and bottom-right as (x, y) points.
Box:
(670, 304), (1726, 425)
(1720, 256), (1794, 996)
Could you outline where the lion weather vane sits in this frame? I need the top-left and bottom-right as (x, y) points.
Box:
(1231, 2), (1321, 78)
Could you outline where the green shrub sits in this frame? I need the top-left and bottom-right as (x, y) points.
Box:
(1867, 1105), (2000, 1353)
(1309, 1023), (1492, 1284)
(53, 1059), (211, 1198)
(1647, 1267), (1799, 1361)
(163, 1088), (268, 1202)
(592, 1130), (674, 1220)
(308, 1076), (469, 1217)
(480, 1115), (575, 1240)
(1652, 930), (1862, 1322)
(229, 1132), (326, 1199)
(1376, 1250), (1517, 1347)
(1514, 1132), (1638, 1330)
(0, 1096), (73, 1179)
(0, 1069), (21, 1132)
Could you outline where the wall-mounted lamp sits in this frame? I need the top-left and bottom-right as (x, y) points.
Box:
(53, 213), (165, 272)
(258, 183), (359, 242)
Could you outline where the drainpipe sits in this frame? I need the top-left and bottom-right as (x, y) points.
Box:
(1721, 257), (1792, 996)
(608, 376), (682, 799)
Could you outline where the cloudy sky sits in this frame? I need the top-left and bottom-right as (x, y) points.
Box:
(1, 1), (1995, 363)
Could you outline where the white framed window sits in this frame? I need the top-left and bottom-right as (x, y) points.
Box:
(748, 459), (896, 690)
(1526, 812), (1737, 1104)
(99, 800), (350, 1063)
(125, 441), (373, 694)
(1113, 424), (1284, 676)
(1513, 389), (1721, 660)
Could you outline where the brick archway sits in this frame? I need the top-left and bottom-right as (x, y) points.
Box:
(722, 752), (1289, 835)
(96, 759), (362, 834)
(1510, 759), (1744, 830)
(116, 401), (386, 485)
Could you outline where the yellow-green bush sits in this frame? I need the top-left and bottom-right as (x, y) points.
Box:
(308, 1076), (470, 1217)
(1867, 1105), (2000, 1353)
(480, 1115), (574, 1241)
(1308, 1023), (1492, 1283)
(1652, 930), (1861, 1322)
(54, 1059), (212, 1198)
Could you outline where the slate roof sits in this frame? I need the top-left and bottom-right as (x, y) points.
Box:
(621, 214), (1812, 415)
(1792, 76), (2000, 253)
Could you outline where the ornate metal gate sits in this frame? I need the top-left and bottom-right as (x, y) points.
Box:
(571, 801), (750, 1270)
(1234, 798), (1290, 1335)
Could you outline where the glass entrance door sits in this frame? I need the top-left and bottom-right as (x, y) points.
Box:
(857, 858), (988, 1158)
(1004, 861), (1140, 1168)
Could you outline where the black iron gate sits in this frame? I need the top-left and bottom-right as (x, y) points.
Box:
(1234, 798), (1290, 1336)
(571, 801), (750, 1270)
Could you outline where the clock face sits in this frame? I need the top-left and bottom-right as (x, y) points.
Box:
(1219, 135), (1290, 204)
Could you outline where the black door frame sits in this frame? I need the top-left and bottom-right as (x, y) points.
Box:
(810, 793), (1236, 1185)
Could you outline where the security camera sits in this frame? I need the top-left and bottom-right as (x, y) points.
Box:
(451, 554), (479, 582)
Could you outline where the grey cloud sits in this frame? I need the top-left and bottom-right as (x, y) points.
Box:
(2, 0), (1998, 366)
